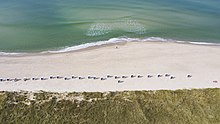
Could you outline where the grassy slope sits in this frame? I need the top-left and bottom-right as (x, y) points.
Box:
(0, 88), (219, 124)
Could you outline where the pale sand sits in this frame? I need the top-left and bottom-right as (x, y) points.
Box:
(0, 41), (220, 92)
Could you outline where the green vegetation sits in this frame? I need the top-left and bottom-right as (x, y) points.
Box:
(0, 88), (219, 124)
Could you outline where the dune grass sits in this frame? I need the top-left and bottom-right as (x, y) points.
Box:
(0, 88), (219, 124)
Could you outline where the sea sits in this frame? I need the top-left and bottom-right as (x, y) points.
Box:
(0, 0), (220, 54)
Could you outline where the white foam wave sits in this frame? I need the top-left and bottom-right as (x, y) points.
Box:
(1, 37), (220, 56)
(189, 41), (219, 45)
(45, 37), (130, 53)
(175, 40), (220, 46)
(0, 52), (27, 56)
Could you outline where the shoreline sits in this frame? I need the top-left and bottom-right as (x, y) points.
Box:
(0, 41), (220, 92)
(1, 37), (220, 57)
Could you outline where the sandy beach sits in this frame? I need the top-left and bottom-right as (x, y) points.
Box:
(0, 41), (220, 92)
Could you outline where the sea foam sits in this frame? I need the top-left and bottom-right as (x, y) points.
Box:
(86, 19), (146, 37)
(120, 19), (146, 34)
(86, 23), (111, 36)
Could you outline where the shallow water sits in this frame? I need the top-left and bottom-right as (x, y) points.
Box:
(0, 0), (220, 52)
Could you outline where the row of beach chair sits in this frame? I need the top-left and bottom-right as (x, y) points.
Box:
(0, 74), (194, 83)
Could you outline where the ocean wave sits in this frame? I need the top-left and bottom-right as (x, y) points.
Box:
(1, 37), (220, 56)
(188, 41), (219, 45)
(0, 52), (27, 56)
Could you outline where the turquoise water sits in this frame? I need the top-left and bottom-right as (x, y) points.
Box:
(0, 0), (220, 52)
